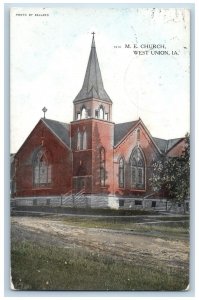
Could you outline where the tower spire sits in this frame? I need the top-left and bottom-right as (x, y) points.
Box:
(91, 32), (95, 47)
(74, 34), (112, 103)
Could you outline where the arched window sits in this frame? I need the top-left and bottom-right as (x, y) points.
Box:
(82, 131), (87, 150)
(95, 110), (99, 118)
(100, 147), (105, 186)
(81, 107), (87, 119)
(77, 112), (80, 120)
(99, 106), (104, 119)
(119, 158), (124, 188)
(77, 130), (81, 150)
(77, 129), (87, 150)
(137, 128), (140, 141)
(130, 147), (145, 189)
(33, 149), (51, 187)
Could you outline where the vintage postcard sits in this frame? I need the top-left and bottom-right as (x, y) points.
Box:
(10, 7), (190, 291)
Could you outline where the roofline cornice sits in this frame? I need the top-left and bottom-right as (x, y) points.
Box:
(73, 97), (112, 104)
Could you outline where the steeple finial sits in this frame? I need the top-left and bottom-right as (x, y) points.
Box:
(91, 32), (95, 48)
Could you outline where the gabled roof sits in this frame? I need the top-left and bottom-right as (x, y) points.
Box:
(153, 137), (183, 154)
(14, 118), (71, 156)
(114, 119), (183, 155)
(167, 138), (183, 152)
(114, 120), (139, 146)
(41, 118), (70, 148)
(152, 137), (168, 153)
(74, 36), (112, 103)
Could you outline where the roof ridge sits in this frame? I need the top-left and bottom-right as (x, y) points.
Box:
(153, 136), (182, 142)
(115, 120), (139, 126)
(168, 137), (182, 141)
(153, 136), (167, 141)
(42, 118), (69, 126)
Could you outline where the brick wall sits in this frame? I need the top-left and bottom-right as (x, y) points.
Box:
(14, 120), (72, 197)
(113, 123), (160, 196)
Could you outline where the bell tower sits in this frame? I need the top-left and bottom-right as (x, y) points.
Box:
(73, 33), (112, 122)
(71, 34), (114, 195)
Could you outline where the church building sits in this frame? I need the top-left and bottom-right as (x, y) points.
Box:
(11, 35), (186, 209)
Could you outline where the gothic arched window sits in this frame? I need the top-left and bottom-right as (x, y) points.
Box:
(130, 147), (145, 189)
(82, 130), (87, 150)
(119, 158), (124, 188)
(77, 129), (87, 150)
(100, 147), (105, 186)
(137, 128), (140, 141)
(99, 106), (104, 119)
(33, 149), (51, 187)
(81, 107), (87, 119)
(77, 130), (81, 150)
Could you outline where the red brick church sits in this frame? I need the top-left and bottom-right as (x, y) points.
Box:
(11, 35), (186, 209)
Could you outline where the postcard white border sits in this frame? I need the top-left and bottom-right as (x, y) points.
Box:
(2, 1), (197, 299)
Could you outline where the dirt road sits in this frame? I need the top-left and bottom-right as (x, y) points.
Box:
(11, 216), (189, 271)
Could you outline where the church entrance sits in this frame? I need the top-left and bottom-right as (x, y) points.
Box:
(72, 176), (92, 194)
(77, 177), (85, 191)
(72, 177), (85, 193)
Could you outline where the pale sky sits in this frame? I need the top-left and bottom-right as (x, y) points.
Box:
(10, 7), (190, 153)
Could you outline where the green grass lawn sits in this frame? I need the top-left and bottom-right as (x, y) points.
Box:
(60, 216), (189, 237)
(11, 240), (189, 291)
(13, 206), (160, 216)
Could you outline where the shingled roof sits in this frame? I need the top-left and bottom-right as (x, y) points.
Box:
(114, 120), (183, 154)
(42, 118), (182, 154)
(152, 137), (183, 154)
(114, 120), (139, 146)
(74, 36), (112, 103)
(42, 118), (70, 148)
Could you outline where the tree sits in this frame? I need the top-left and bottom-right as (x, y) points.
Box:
(150, 134), (190, 212)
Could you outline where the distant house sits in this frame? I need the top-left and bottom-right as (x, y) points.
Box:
(11, 36), (186, 209)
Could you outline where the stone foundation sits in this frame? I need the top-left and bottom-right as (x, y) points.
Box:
(11, 195), (189, 213)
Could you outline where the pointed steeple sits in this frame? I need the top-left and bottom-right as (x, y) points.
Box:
(91, 33), (95, 48)
(74, 34), (112, 103)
